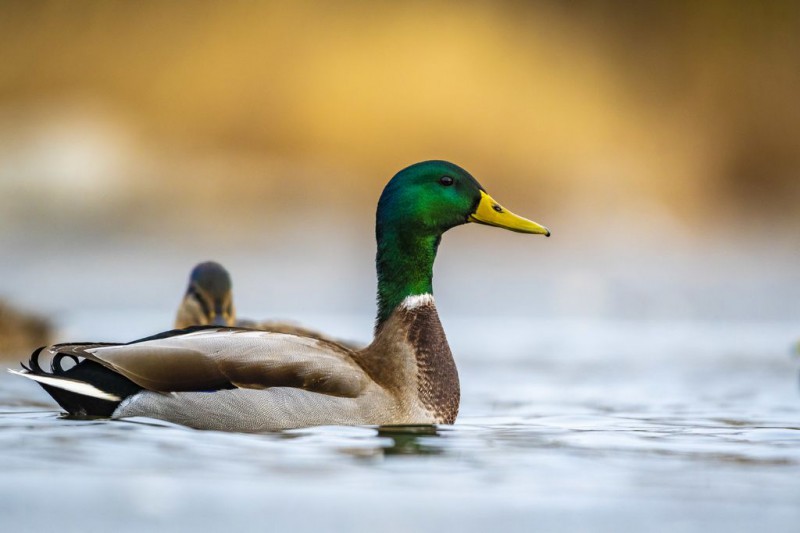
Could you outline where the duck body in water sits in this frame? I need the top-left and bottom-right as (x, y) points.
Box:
(12, 161), (549, 432)
(0, 300), (51, 358)
(175, 261), (361, 348)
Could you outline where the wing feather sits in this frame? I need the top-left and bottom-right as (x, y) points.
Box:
(68, 328), (368, 398)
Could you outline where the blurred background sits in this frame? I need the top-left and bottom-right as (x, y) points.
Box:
(3, 6), (799, 528)
(0, 0), (798, 346)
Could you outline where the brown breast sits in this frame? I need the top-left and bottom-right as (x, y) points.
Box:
(359, 296), (460, 424)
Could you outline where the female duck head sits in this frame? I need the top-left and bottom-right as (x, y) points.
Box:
(176, 261), (235, 328)
(375, 160), (549, 325)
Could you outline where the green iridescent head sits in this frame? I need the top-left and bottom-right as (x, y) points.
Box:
(374, 160), (549, 326)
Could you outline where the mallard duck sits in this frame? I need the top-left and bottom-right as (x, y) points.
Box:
(0, 300), (52, 358)
(12, 161), (549, 432)
(174, 261), (236, 328)
(176, 261), (361, 348)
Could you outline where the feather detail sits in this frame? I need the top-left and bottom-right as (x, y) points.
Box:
(8, 369), (121, 401)
(400, 293), (435, 310)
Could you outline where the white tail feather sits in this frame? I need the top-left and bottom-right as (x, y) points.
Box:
(8, 369), (121, 401)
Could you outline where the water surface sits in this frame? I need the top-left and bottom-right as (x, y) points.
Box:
(1, 318), (798, 532)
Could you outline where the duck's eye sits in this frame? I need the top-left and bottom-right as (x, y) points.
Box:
(439, 176), (454, 186)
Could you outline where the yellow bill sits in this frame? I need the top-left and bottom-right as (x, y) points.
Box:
(469, 190), (550, 236)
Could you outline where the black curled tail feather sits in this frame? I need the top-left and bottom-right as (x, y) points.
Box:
(23, 344), (143, 418)
(22, 346), (47, 373)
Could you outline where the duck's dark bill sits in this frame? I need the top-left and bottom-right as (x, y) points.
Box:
(469, 191), (550, 236)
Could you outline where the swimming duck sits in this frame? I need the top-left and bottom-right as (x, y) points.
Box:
(176, 261), (361, 348)
(12, 161), (549, 432)
(0, 300), (52, 358)
(174, 262), (236, 328)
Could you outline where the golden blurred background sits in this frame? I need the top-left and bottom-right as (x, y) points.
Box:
(0, 1), (798, 345)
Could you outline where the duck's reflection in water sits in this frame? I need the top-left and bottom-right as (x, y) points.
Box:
(327, 425), (445, 459)
(275, 424), (446, 458)
(377, 425), (444, 456)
